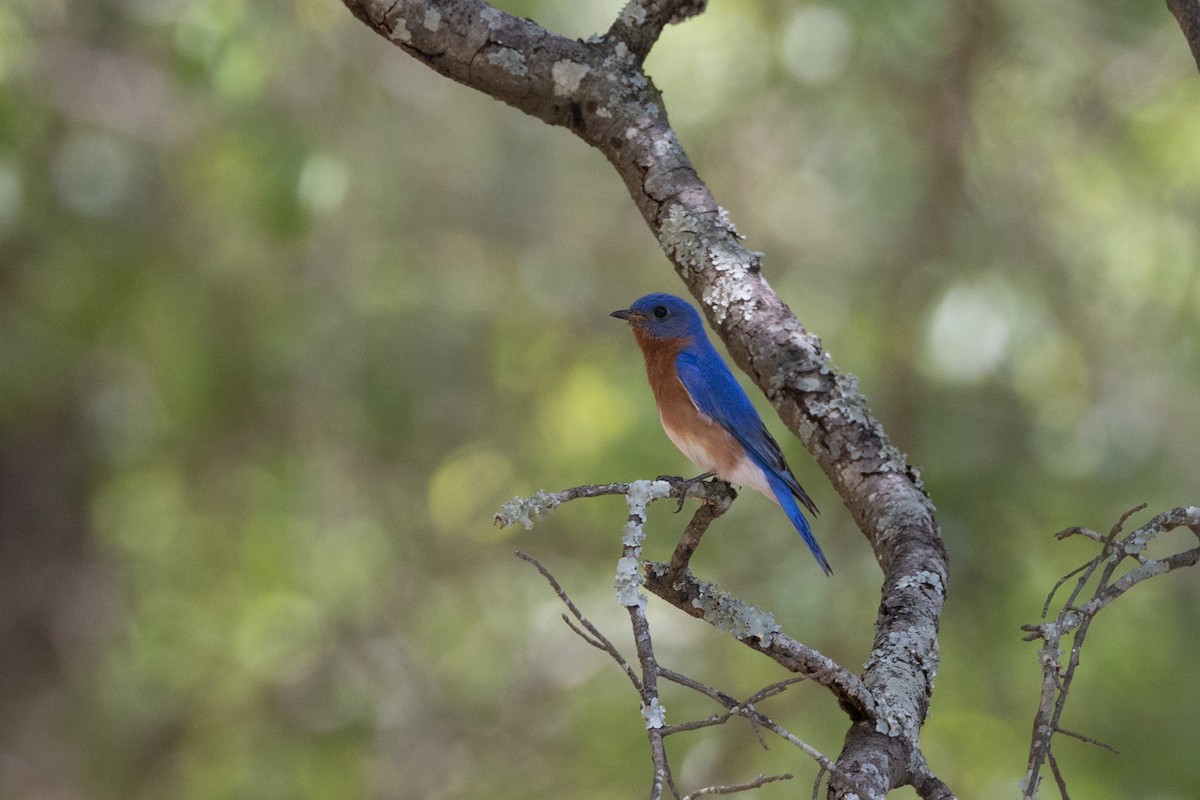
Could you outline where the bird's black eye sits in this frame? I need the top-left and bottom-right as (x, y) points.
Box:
(653, 305), (668, 319)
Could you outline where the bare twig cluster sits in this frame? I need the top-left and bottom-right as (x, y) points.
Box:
(344, 0), (1200, 795)
(348, 0), (949, 791)
(498, 479), (954, 799)
(1021, 505), (1200, 799)
(503, 478), (850, 799)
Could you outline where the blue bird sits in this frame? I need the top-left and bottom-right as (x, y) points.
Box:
(611, 293), (831, 575)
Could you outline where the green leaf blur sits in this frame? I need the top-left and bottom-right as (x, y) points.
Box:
(1, 1), (1197, 798)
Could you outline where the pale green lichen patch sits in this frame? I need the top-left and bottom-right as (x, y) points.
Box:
(389, 18), (412, 42)
(658, 204), (705, 276)
(619, 0), (648, 26)
(689, 577), (780, 644)
(641, 697), (666, 729)
(487, 48), (528, 76)
(626, 478), (672, 510)
(1122, 525), (1154, 555)
(702, 278), (755, 325)
(494, 490), (560, 529)
(614, 481), (670, 608)
(895, 570), (944, 596)
(824, 373), (874, 428)
(479, 6), (503, 26)
(783, 373), (817, 392)
(615, 555), (646, 608)
(552, 60), (590, 96)
(714, 206), (740, 236)
(877, 442), (913, 475)
(863, 625), (940, 736)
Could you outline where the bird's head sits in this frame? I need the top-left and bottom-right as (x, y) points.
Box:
(610, 293), (705, 341)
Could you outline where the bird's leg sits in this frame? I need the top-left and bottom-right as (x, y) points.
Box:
(661, 471), (715, 512)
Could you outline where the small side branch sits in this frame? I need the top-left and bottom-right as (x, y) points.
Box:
(508, 480), (871, 798)
(499, 479), (869, 718)
(659, 669), (842, 777)
(346, 1), (950, 792)
(680, 773), (792, 800)
(606, 0), (709, 64)
(645, 562), (872, 719)
(495, 478), (736, 531)
(909, 751), (958, 800)
(516, 550), (642, 693)
(618, 481), (675, 798)
(1020, 505), (1200, 799)
(665, 483), (736, 575)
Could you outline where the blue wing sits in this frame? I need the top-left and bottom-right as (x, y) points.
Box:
(675, 346), (831, 575)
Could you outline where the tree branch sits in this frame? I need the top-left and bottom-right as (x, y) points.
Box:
(501, 480), (871, 718)
(679, 772), (791, 800)
(1020, 505), (1200, 799)
(347, 0), (1200, 794)
(1167, 0), (1200, 71)
(513, 489), (862, 798)
(606, 0), (708, 64)
(644, 562), (872, 720)
(351, 0), (951, 794)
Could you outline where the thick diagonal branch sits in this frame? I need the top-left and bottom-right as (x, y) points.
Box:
(344, 1), (947, 794)
(1167, 0), (1200, 71)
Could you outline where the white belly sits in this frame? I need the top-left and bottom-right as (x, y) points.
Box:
(660, 414), (776, 502)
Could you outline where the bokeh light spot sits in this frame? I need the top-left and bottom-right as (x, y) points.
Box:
(539, 363), (636, 461)
(428, 448), (515, 537)
(51, 131), (139, 218)
(297, 153), (349, 213)
(922, 277), (1020, 383)
(781, 5), (854, 86)
(0, 162), (21, 237)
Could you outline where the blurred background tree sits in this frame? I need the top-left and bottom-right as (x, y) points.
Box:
(0, 0), (1197, 798)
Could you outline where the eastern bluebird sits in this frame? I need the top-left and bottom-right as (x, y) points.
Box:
(612, 293), (831, 575)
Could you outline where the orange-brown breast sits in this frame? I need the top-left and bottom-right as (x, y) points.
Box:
(631, 329), (748, 480)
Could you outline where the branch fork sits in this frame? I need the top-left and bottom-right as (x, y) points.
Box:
(346, 0), (1200, 795)
(499, 479), (943, 798)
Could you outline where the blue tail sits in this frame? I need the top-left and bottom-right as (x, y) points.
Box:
(765, 471), (832, 576)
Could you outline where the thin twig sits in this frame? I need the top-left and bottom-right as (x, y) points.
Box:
(1055, 726), (1119, 754)
(680, 773), (792, 799)
(515, 550), (642, 692)
(1022, 505), (1200, 799)
(743, 675), (811, 705)
(645, 564), (872, 718)
(496, 478), (737, 531)
(615, 484), (674, 800)
(659, 668), (846, 783)
(659, 668), (742, 707)
(666, 482), (736, 575)
(1110, 503), (1148, 537)
(1040, 561), (1091, 618)
(1048, 748), (1070, 800)
(811, 766), (827, 800)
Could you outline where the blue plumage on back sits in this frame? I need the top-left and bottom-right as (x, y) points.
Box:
(611, 293), (831, 575)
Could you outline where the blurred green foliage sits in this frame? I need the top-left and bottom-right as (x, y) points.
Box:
(1, 0), (1198, 798)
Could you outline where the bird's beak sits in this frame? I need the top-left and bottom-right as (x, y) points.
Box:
(610, 308), (645, 322)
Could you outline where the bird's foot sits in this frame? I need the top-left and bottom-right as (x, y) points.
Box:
(657, 471), (716, 512)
